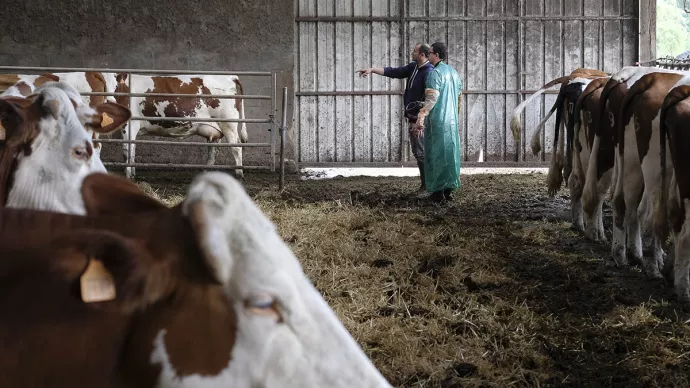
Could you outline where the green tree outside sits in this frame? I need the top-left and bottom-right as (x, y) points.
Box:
(657, 0), (690, 58)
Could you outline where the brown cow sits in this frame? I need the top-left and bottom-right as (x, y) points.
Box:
(609, 71), (684, 278)
(659, 75), (690, 304)
(0, 171), (392, 388)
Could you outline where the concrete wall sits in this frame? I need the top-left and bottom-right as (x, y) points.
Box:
(0, 0), (296, 170)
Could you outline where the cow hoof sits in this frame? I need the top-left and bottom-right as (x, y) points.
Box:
(611, 247), (628, 267)
(626, 252), (643, 267)
(605, 256), (623, 268)
(643, 268), (664, 281)
(571, 223), (585, 233)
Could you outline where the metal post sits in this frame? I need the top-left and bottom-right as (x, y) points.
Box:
(127, 72), (133, 176)
(271, 72), (277, 172)
(279, 87), (288, 191)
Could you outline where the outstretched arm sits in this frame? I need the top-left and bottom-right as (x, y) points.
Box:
(357, 67), (385, 77)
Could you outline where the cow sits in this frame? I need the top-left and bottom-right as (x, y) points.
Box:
(0, 73), (60, 94)
(0, 171), (393, 388)
(0, 72), (114, 106)
(609, 70), (685, 278)
(566, 76), (611, 236)
(107, 73), (248, 180)
(0, 71), (120, 155)
(509, 68), (608, 197)
(571, 67), (680, 247)
(0, 81), (130, 214)
(659, 75), (690, 304)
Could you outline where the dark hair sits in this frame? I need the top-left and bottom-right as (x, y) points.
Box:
(417, 43), (430, 58)
(431, 42), (448, 61)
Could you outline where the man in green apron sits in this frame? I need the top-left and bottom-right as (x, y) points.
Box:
(414, 42), (463, 202)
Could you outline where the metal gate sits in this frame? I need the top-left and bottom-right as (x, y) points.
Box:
(295, 0), (640, 166)
(0, 65), (287, 182)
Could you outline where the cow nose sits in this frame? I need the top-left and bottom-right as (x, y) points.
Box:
(73, 142), (94, 161)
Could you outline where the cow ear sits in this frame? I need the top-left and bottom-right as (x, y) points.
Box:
(53, 230), (174, 312)
(0, 97), (28, 143)
(88, 102), (131, 134)
(182, 172), (241, 285)
(81, 173), (167, 216)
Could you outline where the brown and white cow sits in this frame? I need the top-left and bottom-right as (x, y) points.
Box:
(0, 71), (120, 156)
(108, 73), (248, 180)
(659, 75), (690, 304)
(0, 72), (113, 106)
(573, 67), (680, 247)
(609, 70), (686, 278)
(0, 73), (60, 95)
(0, 81), (130, 214)
(0, 171), (392, 388)
(509, 68), (608, 197)
(567, 76), (611, 236)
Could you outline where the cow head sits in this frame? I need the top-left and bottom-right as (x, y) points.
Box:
(77, 171), (392, 387)
(1, 83), (130, 214)
(179, 172), (392, 387)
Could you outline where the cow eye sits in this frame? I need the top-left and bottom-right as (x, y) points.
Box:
(72, 145), (90, 160)
(245, 294), (281, 319)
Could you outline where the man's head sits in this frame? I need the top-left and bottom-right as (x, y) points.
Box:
(429, 42), (448, 66)
(412, 43), (430, 64)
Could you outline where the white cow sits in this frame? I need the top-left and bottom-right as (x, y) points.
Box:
(102, 73), (248, 180)
(178, 171), (392, 387)
(0, 81), (130, 214)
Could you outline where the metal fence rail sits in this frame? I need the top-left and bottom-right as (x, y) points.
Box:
(0, 65), (287, 188)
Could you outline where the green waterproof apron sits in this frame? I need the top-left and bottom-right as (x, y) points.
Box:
(423, 61), (463, 193)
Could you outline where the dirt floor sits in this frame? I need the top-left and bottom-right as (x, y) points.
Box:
(135, 170), (690, 388)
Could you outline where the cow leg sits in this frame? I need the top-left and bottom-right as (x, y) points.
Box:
(583, 134), (601, 241)
(569, 175), (585, 232)
(231, 145), (244, 180)
(639, 116), (671, 280)
(583, 133), (614, 242)
(219, 122), (244, 180)
(206, 138), (221, 166)
(596, 198), (606, 242)
(569, 135), (586, 232)
(121, 120), (140, 179)
(622, 121), (645, 267)
(611, 146), (629, 266)
(665, 173), (682, 284)
(674, 200), (690, 306)
(546, 114), (566, 197)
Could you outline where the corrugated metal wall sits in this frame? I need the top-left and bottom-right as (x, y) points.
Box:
(295, 0), (639, 165)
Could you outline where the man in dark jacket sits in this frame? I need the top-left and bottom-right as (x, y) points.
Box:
(357, 43), (434, 193)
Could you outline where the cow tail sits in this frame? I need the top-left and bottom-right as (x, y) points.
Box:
(510, 75), (572, 144)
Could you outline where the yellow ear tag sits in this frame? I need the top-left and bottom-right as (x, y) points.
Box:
(0, 121), (5, 140)
(80, 258), (117, 303)
(101, 112), (114, 128)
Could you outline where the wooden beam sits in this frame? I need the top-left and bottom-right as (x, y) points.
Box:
(638, 0), (656, 62)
